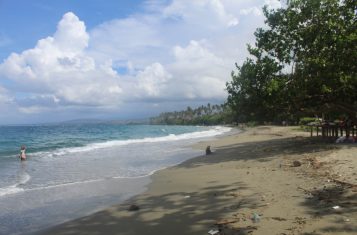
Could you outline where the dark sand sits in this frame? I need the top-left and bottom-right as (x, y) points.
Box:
(40, 126), (357, 235)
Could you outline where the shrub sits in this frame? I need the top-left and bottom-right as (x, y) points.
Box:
(299, 117), (317, 126)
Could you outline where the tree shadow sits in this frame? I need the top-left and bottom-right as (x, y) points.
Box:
(182, 135), (349, 169)
(37, 134), (357, 235)
(300, 184), (357, 234)
(37, 182), (263, 235)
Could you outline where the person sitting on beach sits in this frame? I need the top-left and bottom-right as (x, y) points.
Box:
(206, 145), (212, 155)
(19, 145), (26, 161)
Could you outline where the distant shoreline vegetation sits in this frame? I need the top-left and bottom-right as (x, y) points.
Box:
(149, 104), (233, 125)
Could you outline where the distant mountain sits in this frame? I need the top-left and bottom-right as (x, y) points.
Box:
(61, 119), (105, 124)
(107, 118), (150, 125)
(61, 118), (150, 125)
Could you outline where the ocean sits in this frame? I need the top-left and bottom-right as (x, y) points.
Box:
(0, 123), (231, 234)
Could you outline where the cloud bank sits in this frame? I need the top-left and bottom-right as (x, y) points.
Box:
(0, 0), (274, 123)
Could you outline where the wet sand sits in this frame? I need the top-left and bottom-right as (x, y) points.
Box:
(40, 126), (357, 235)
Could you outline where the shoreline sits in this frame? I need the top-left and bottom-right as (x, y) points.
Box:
(1, 126), (229, 235)
(39, 126), (357, 235)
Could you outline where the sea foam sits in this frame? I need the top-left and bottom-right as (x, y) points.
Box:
(33, 126), (231, 158)
(0, 172), (30, 197)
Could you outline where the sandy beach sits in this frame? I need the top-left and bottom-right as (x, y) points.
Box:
(40, 126), (357, 235)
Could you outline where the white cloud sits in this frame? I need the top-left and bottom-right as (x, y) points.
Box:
(53, 12), (89, 53)
(240, 7), (262, 16)
(168, 40), (227, 99)
(0, 0), (272, 122)
(89, 16), (162, 68)
(18, 106), (49, 114)
(0, 86), (13, 104)
(163, 0), (239, 28)
(171, 40), (225, 78)
(136, 62), (172, 97)
(264, 0), (282, 9)
(0, 12), (123, 107)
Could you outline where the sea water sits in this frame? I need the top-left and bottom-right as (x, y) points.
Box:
(0, 123), (230, 234)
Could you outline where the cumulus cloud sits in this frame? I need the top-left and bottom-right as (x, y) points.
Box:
(89, 16), (162, 68)
(171, 40), (225, 83)
(0, 12), (122, 107)
(53, 12), (89, 53)
(87, 0), (267, 102)
(264, 0), (282, 9)
(168, 40), (227, 99)
(163, 0), (239, 27)
(136, 62), (172, 98)
(0, 0), (273, 122)
(240, 7), (262, 16)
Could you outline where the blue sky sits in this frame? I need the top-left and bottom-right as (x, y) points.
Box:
(0, 0), (281, 124)
(0, 0), (145, 60)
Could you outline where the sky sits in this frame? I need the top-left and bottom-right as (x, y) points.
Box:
(0, 0), (282, 124)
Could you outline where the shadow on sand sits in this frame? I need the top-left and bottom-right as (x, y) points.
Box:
(37, 135), (357, 235)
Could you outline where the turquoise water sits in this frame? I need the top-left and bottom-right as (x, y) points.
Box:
(0, 124), (205, 158)
(0, 123), (231, 234)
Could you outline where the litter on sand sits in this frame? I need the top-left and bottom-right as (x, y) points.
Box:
(251, 213), (261, 223)
(208, 229), (219, 235)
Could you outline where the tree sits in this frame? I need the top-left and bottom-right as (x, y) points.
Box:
(227, 0), (357, 123)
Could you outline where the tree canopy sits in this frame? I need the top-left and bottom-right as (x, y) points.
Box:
(226, 0), (357, 123)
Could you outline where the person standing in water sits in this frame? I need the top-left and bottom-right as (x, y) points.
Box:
(19, 145), (26, 161)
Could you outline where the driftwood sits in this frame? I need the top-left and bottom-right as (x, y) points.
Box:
(271, 217), (287, 221)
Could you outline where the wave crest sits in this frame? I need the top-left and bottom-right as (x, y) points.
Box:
(33, 126), (231, 158)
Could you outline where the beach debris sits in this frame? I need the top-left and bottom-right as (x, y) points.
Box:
(293, 217), (306, 225)
(128, 204), (140, 211)
(292, 160), (302, 167)
(227, 192), (240, 197)
(208, 229), (220, 235)
(251, 212), (261, 223)
(206, 145), (212, 155)
(342, 217), (350, 222)
(307, 157), (322, 169)
(271, 216), (287, 221)
(332, 205), (341, 210)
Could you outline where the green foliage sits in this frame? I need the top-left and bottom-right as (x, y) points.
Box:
(226, 0), (357, 123)
(299, 117), (320, 132)
(299, 117), (318, 125)
(150, 104), (233, 125)
(246, 121), (258, 127)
